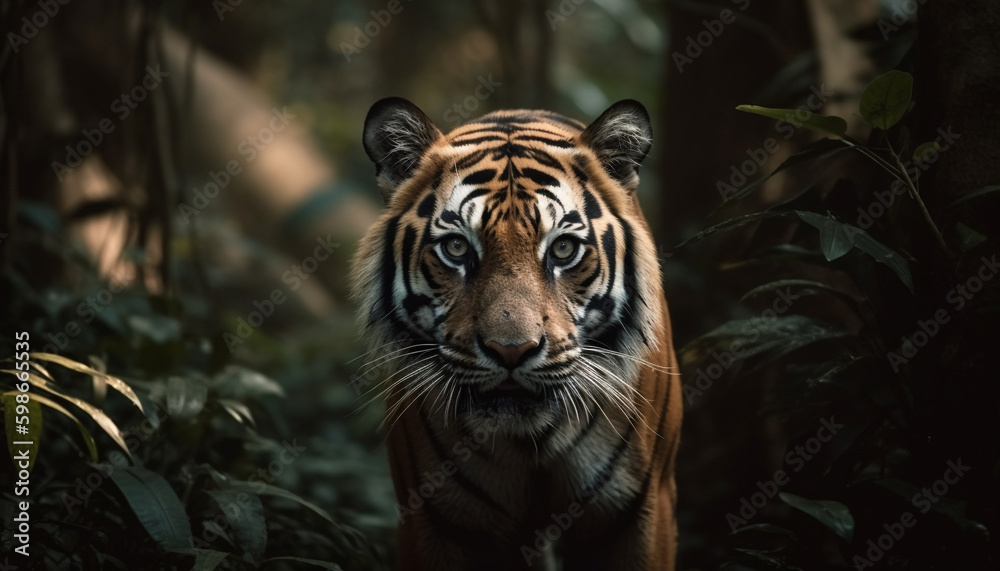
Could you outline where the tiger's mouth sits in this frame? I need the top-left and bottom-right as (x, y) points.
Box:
(466, 379), (547, 415)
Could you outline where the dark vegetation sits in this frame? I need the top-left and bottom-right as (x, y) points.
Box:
(2, 0), (998, 569)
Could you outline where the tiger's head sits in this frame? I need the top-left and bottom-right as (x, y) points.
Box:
(352, 97), (665, 438)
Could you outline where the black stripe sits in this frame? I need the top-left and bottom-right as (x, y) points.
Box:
(419, 409), (513, 518)
(459, 187), (490, 210)
(514, 135), (573, 148)
(601, 227), (617, 289)
(522, 167), (560, 187)
(417, 193), (436, 218)
(620, 220), (646, 344)
(568, 410), (601, 448)
(583, 189), (603, 219)
(456, 149), (491, 170)
(462, 169), (497, 186)
(372, 216), (401, 327)
(584, 426), (633, 498)
(538, 111), (586, 130)
(452, 135), (506, 146)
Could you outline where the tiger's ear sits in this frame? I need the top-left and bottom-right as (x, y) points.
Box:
(363, 97), (444, 200)
(580, 100), (653, 192)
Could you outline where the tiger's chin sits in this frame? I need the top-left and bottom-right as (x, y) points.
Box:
(450, 382), (562, 437)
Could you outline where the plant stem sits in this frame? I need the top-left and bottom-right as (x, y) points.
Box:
(886, 139), (953, 257)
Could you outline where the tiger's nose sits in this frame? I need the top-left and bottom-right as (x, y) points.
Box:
(484, 339), (540, 369)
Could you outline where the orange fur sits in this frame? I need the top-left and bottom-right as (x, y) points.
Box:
(353, 99), (681, 570)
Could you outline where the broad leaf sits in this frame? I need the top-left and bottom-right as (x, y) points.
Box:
(681, 315), (846, 367)
(740, 280), (850, 303)
(206, 489), (267, 564)
(796, 211), (913, 292)
(191, 550), (229, 570)
(956, 223), (988, 252)
(736, 105), (847, 136)
(214, 366), (284, 400)
(779, 492), (854, 542)
(261, 557), (343, 570)
(860, 70), (913, 130)
(166, 376), (208, 422)
(108, 467), (192, 550)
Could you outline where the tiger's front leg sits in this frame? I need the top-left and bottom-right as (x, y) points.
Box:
(562, 476), (678, 571)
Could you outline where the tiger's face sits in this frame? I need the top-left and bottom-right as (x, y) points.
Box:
(353, 98), (664, 438)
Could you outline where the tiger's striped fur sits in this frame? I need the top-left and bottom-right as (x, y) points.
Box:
(351, 98), (681, 570)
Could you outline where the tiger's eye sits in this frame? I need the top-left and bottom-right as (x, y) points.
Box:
(444, 236), (470, 259)
(550, 238), (577, 260)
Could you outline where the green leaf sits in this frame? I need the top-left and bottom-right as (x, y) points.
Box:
(214, 366), (285, 400)
(739, 280), (848, 303)
(25, 392), (98, 462)
(261, 557), (343, 570)
(680, 315), (846, 367)
(860, 70), (913, 130)
(206, 489), (267, 564)
(221, 478), (337, 528)
(729, 523), (797, 539)
(32, 352), (145, 414)
(166, 376), (208, 422)
(736, 105), (847, 136)
(950, 184), (1000, 207)
(1, 370), (133, 459)
(956, 223), (988, 252)
(795, 211), (913, 292)
(191, 550), (229, 570)
(107, 467), (192, 550)
(2, 391), (42, 473)
(779, 492), (854, 542)
(677, 211), (795, 248)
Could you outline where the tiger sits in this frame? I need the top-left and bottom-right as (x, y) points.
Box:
(351, 96), (682, 571)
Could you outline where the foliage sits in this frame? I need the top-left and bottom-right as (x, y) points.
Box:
(0, 223), (391, 570)
(680, 70), (994, 568)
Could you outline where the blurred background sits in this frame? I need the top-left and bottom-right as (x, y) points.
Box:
(2, 0), (999, 569)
